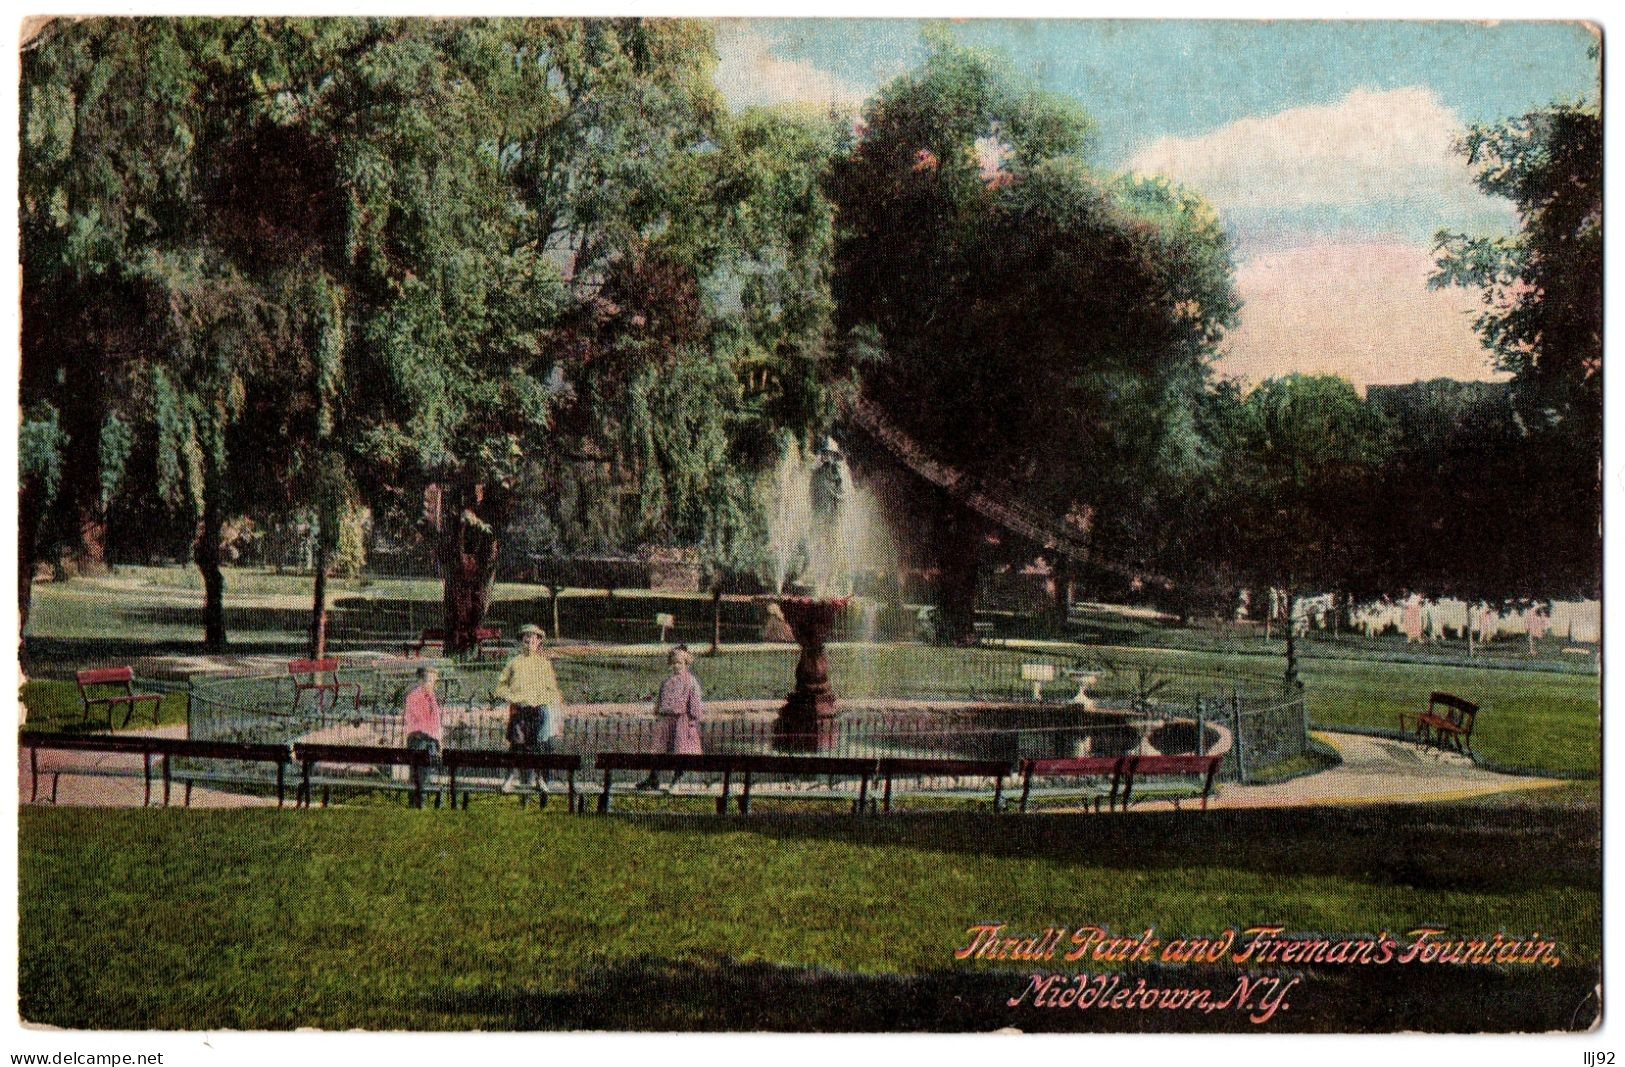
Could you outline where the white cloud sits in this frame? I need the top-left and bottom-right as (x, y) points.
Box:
(1126, 86), (1514, 238)
(713, 23), (872, 113)
(1217, 241), (1507, 391)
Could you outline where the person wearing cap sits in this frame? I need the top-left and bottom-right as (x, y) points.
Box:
(637, 645), (704, 791)
(493, 623), (564, 793)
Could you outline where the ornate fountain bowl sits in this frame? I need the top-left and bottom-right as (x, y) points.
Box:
(767, 596), (850, 752)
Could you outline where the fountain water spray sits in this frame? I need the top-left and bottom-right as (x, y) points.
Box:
(762, 436), (896, 750)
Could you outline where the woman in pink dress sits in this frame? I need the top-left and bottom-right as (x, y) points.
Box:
(639, 646), (703, 791)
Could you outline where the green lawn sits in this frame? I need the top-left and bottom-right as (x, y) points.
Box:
(18, 791), (1600, 1032)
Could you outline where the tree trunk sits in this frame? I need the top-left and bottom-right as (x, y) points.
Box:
(550, 583), (564, 641)
(710, 584), (724, 654)
(309, 540), (329, 660)
(195, 457), (228, 652)
(438, 480), (510, 655)
(73, 503), (111, 577)
(1465, 601), (1474, 658)
(1049, 552), (1071, 633)
(1282, 589), (1298, 689)
(18, 481), (42, 639)
(932, 498), (982, 645)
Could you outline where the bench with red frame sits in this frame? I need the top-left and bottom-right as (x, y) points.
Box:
(402, 628), (447, 658)
(440, 749), (582, 810)
(1119, 753), (1224, 811)
(287, 658), (362, 713)
(403, 627), (508, 660)
(1018, 753), (1223, 813)
(1398, 692), (1478, 756)
(1018, 756), (1130, 813)
(291, 742), (440, 808)
(592, 752), (880, 815)
(74, 667), (164, 729)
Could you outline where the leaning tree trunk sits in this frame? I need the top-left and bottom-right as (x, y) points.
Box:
(933, 497), (983, 645)
(438, 480), (512, 655)
(194, 457), (228, 652)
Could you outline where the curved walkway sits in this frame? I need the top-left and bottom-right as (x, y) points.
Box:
(1203, 731), (1569, 810)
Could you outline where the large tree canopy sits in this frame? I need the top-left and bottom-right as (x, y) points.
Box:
(828, 40), (1239, 640)
(1431, 103), (1600, 598)
(21, 17), (840, 651)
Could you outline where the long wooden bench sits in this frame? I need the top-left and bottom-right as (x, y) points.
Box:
(1120, 754), (1223, 811)
(21, 731), (168, 806)
(1018, 753), (1223, 813)
(157, 738), (295, 807)
(592, 753), (880, 815)
(1019, 756), (1129, 813)
(291, 743), (439, 809)
(75, 667), (163, 730)
(1399, 692), (1478, 756)
(875, 757), (1010, 813)
(440, 749), (582, 811)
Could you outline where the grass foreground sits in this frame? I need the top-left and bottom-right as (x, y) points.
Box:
(19, 787), (1600, 1032)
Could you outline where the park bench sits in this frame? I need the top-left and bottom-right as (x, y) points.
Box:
(403, 628), (447, 658)
(75, 667), (163, 730)
(1018, 754), (1221, 813)
(291, 742), (441, 809)
(874, 757), (1010, 814)
(157, 738), (295, 807)
(592, 752), (880, 816)
(20, 731), (168, 806)
(440, 749), (582, 810)
(1018, 756), (1130, 813)
(1119, 753), (1223, 811)
(1399, 692), (1478, 756)
(403, 627), (508, 660)
(288, 658), (362, 713)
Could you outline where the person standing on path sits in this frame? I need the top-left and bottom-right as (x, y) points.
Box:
(638, 645), (704, 792)
(493, 623), (564, 793)
(402, 665), (443, 808)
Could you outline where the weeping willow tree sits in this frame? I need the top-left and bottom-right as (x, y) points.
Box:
(345, 25), (842, 652)
(23, 18), (524, 649)
(23, 17), (840, 654)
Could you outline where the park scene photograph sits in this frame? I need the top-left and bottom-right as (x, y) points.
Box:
(13, 16), (1603, 1037)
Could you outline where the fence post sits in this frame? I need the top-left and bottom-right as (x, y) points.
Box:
(1231, 687), (1247, 784)
(1298, 684), (1310, 753)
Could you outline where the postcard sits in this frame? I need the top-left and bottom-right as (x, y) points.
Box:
(10, 12), (1604, 1054)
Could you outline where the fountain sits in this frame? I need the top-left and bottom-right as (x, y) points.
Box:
(763, 436), (894, 751)
(774, 595), (849, 751)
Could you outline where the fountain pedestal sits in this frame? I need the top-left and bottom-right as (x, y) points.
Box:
(774, 596), (847, 752)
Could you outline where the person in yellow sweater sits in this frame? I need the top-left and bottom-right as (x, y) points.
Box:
(493, 623), (564, 792)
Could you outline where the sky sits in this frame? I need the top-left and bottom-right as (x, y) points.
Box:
(712, 19), (1600, 390)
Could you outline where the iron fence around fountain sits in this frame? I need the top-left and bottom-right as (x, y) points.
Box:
(175, 644), (1305, 791)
